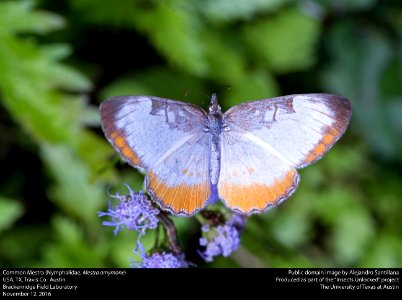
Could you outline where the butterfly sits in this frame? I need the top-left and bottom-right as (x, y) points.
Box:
(100, 93), (351, 216)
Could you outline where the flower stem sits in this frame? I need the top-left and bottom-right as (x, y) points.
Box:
(158, 212), (182, 256)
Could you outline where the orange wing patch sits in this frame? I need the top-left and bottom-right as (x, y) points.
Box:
(108, 130), (141, 166)
(303, 126), (340, 165)
(147, 172), (210, 216)
(219, 169), (299, 214)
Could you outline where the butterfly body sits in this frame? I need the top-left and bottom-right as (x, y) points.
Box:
(100, 93), (351, 216)
(206, 94), (223, 190)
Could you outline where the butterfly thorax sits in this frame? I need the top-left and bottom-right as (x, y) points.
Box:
(207, 94), (223, 135)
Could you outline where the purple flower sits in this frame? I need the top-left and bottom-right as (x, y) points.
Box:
(229, 213), (247, 230)
(132, 252), (188, 268)
(198, 214), (246, 262)
(201, 225), (210, 233)
(98, 185), (159, 235)
(131, 242), (188, 268)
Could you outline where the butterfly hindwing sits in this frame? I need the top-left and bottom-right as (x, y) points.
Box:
(218, 129), (300, 214)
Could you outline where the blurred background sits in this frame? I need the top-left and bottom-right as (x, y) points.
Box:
(0, 0), (401, 268)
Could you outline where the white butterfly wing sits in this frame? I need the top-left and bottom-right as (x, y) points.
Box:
(100, 96), (212, 216)
(218, 94), (351, 214)
(224, 94), (351, 168)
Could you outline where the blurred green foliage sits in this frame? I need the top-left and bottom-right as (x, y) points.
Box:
(0, 0), (401, 268)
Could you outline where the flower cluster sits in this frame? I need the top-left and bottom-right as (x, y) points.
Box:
(99, 184), (189, 268)
(98, 185), (159, 236)
(198, 213), (246, 262)
(99, 185), (248, 267)
(132, 251), (188, 268)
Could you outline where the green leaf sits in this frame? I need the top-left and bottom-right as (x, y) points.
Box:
(70, 0), (140, 27)
(0, 0), (64, 36)
(243, 8), (320, 73)
(42, 61), (92, 92)
(41, 144), (103, 224)
(200, 28), (251, 83)
(198, 0), (292, 23)
(0, 197), (24, 232)
(269, 199), (313, 248)
(0, 225), (51, 267)
(331, 209), (374, 265)
(312, 188), (358, 225)
(41, 216), (104, 267)
(53, 215), (84, 244)
(40, 44), (72, 61)
(310, 187), (374, 265)
(76, 131), (119, 181)
(221, 70), (279, 109)
(366, 170), (402, 228)
(317, 143), (370, 182)
(322, 21), (402, 160)
(0, 40), (91, 144)
(101, 67), (207, 104)
(107, 230), (140, 267)
(134, 2), (209, 76)
(361, 233), (402, 267)
(314, 0), (376, 11)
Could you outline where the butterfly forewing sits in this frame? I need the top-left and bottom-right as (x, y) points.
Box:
(224, 94), (352, 169)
